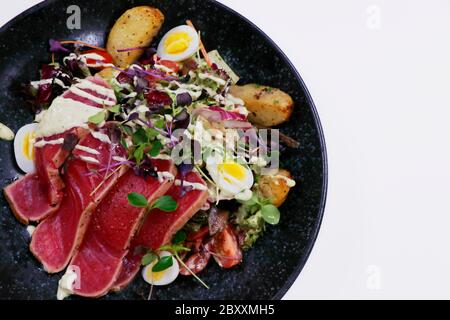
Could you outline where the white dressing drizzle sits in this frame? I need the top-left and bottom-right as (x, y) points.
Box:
(75, 145), (100, 155)
(57, 267), (78, 300)
(157, 171), (175, 183)
(76, 80), (116, 100)
(79, 156), (100, 165)
(91, 131), (112, 144)
(69, 86), (115, 106)
(26, 226), (36, 237)
(34, 138), (65, 148)
(174, 179), (207, 191)
(35, 97), (101, 138)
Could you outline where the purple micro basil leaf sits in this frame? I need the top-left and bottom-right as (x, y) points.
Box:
(49, 39), (70, 54)
(178, 163), (194, 177)
(116, 46), (147, 53)
(176, 93), (192, 107)
(127, 112), (140, 122)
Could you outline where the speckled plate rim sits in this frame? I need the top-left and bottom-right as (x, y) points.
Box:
(0, 0), (328, 300)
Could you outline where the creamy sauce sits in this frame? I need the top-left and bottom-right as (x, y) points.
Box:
(81, 53), (104, 61)
(158, 81), (203, 100)
(35, 97), (100, 138)
(174, 179), (207, 191)
(157, 171), (175, 183)
(112, 156), (128, 163)
(79, 156), (100, 165)
(0, 122), (15, 141)
(75, 145), (100, 155)
(57, 267), (78, 300)
(91, 131), (112, 144)
(274, 175), (296, 188)
(69, 86), (115, 106)
(31, 78), (69, 89)
(34, 138), (65, 148)
(76, 79), (116, 100)
(26, 226), (36, 237)
(198, 73), (227, 86)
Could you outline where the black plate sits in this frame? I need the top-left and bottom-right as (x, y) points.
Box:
(0, 0), (327, 300)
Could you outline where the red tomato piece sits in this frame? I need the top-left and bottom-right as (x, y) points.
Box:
(82, 50), (113, 68)
(159, 60), (180, 73)
(209, 225), (243, 269)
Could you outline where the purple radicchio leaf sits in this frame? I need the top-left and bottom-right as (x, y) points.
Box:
(145, 90), (173, 108)
(35, 83), (53, 105)
(41, 64), (59, 80)
(49, 39), (70, 54)
(116, 72), (133, 85)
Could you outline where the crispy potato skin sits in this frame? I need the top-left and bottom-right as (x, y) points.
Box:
(257, 170), (294, 208)
(230, 84), (294, 127)
(95, 67), (120, 82)
(107, 6), (164, 68)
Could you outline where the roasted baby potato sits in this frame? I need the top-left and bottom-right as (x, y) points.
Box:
(257, 170), (295, 207)
(230, 84), (294, 127)
(106, 6), (165, 68)
(95, 67), (120, 82)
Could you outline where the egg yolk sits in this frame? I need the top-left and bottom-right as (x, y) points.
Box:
(146, 266), (166, 282)
(219, 162), (247, 183)
(164, 31), (192, 55)
(22, 132), (35, 160)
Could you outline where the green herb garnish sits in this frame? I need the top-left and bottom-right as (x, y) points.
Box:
(152, 256), (173, 272)
(260, 204), (280, 225)
(127, 192), (149, 208)
(88, 111), (106, 124)
(152, 195), (178, 212)
(128, 193), (178, 213)
(141, 252), (158, 266)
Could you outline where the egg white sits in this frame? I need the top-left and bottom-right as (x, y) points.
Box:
(157, 25), (200, 62)
(14, 123), (38, 173)
(206, 158), (254, 199)
(142, 251), (179, 286)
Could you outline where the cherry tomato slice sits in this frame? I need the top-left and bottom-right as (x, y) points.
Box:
(81, 49), (113, 68)
(159, 60), (180, 73)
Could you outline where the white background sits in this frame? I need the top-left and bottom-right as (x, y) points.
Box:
(2, 0), (450, 300)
